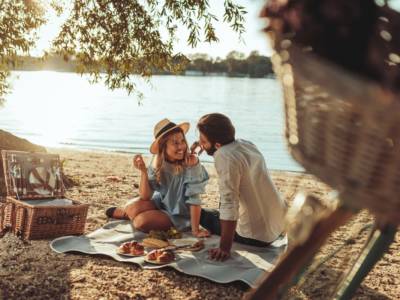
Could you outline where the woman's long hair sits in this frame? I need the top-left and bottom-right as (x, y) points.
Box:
(152, 127), (189, 184)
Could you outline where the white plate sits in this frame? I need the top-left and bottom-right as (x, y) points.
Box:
(169, 238), (199, 247)
(144, 257), (178, 265)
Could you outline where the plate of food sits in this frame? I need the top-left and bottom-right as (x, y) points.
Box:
(147, 227), (182, 241)
(169, 237), (198, 247)
(141, 237), (170, 249)
(117, 241), (146, 257)
(169, 239), (205, 252)
(179, 240), (205, 252)
(144, 249), (177, 265)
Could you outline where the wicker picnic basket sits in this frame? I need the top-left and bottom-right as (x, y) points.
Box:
(271, 43), (400, 225)
(0, 150), (88, 239)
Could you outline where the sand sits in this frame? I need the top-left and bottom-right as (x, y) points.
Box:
(0, 148), (399, 299)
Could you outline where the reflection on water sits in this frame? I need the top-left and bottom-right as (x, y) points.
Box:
(0, 71), (302, 171)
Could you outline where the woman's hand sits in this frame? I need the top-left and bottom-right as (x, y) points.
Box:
(187, 153), (199, 167)
(192, 228), (210, 238)
(133, 154), (147, 173)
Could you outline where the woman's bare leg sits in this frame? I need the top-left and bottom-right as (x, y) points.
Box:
(124, 198), (158, 220)
(133, 210), (173, 232)
(110, 197), (173, 232)
(107, 197), (154, 219)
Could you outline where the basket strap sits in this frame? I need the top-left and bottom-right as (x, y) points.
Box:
(30, 168), (54, 192)
(15, 206), (27, 239)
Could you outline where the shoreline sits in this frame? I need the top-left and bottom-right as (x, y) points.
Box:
(48, 146), (306, 174)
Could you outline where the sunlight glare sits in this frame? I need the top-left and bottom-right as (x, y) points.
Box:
(6, 71), (98, 147)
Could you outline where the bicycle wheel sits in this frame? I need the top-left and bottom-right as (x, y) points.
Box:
(244, 207), (396, 300)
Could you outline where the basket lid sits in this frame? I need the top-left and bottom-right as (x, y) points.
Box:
(1, 150), (65, 199)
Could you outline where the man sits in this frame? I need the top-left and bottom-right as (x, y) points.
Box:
(193, 113), (286, 261)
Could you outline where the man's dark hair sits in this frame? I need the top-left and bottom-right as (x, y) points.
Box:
(197, 113), (235, 145)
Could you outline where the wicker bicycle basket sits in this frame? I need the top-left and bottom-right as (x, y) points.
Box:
(271, 44), (400, 225)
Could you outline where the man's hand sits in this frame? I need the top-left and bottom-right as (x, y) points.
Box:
(190, 141), (203, 155)
(208, 247), (230, 261)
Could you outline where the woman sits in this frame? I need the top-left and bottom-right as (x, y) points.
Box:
(106, 118), (210, 237)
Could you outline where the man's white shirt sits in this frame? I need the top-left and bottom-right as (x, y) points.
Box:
(214, 139), (287, 243)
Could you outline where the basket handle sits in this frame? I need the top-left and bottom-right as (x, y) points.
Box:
(15, 206), (27, 239)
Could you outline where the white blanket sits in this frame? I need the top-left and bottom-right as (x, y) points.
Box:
(50, 220), (287, 287)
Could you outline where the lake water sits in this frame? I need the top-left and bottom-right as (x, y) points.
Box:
(0, 71), (303, 171)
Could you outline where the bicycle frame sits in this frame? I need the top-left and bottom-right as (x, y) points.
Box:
(244, 206), (354, 300)
(244, 207), (397, 300)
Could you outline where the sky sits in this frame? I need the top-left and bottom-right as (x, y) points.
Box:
(173, 0), (273, 58)
(34, 0), (272, 59)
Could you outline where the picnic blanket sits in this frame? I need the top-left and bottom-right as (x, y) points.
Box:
(50, 220), (287, 287)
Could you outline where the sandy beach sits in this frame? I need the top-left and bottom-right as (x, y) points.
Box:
(1, 148), (399, 299)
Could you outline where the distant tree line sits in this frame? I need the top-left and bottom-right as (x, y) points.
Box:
(13, 50), (274, 78)
(13, 55), (76, 72)
(186, 50), (274, 78)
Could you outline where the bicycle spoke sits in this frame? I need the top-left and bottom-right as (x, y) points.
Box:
(244, 206), (354, 300)
(334, 223), (397, 300)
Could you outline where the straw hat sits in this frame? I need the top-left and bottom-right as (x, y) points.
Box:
(149, 118), (190, 154)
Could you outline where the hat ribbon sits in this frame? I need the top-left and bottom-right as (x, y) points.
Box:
(155, 122), (177, 138)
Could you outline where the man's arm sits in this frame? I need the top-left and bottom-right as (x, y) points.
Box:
(219, 220), (237, 251)
(209, 219), (237, 261)
(209, 154), (241, 261)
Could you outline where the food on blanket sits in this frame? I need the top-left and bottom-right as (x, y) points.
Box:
(147, 230), (169, 241)
(146, 249), (175, 264)
(187, 240), (205, 252)
(118, 242), (131, 254)
(146, 249), (159, 261)
(157, 250), (175, 263)
(261, 0), (400, 94)
(142, 237), (169, 249)
(148, 227), (182, 241)
(176, 240), (205, 252)
(167, 227), (182, 239)
(118, 241), (145, 256)
(130, 243), (145, 256)
(169, 238), (205, 252)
